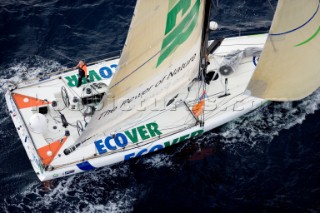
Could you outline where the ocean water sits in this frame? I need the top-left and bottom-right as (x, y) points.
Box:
(0, 0), (319, 212)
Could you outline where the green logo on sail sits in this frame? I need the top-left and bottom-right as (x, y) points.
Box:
(157, 0), (201, 67)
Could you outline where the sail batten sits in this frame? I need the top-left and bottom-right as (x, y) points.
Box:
(247, 0), (320, 101)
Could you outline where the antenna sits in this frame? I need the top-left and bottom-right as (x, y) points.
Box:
(218, 78), (231, 98)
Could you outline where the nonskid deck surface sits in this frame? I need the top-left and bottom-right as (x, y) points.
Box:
(9, 59), (119, 166)
(7, 34), (267, 180)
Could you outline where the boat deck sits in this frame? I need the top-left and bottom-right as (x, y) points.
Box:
(6, 34), (268, 180)
(9, 59), (119, 167)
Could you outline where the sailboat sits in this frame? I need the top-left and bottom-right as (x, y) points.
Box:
(4, 0), (320, 181)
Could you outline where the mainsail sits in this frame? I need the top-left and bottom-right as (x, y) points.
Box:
(110, 0), (204, 99)
(247, 0), (320, 101)
(76, 0), (206, 144)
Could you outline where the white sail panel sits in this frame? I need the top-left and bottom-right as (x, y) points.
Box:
(76, 0), (206, 144)
(247, 0), (320, 100)
(110, 0), (203, 99)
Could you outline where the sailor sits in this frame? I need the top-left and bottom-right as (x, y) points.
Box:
(74, 60), (89, 87)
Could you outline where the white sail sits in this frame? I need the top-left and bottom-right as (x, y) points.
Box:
(77, 0), (206, 144)
(247, 0), (320, 100)
(110, 0), (204, 99)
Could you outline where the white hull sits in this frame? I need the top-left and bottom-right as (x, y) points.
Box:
(5, 34), (267, 181)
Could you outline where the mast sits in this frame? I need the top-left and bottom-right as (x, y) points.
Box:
(200, 0), (211, 79)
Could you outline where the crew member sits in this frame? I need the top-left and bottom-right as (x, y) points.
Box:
(74, 60), (89, 87)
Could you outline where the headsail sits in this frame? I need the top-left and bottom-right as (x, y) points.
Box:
(247, 0), (320, 101)
(76, 0), (206, 145)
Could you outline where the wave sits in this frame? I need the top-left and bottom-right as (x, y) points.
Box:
(0, 55), (64, 92)
(214, 89), (320, 150)
(2, 164), (138, 212)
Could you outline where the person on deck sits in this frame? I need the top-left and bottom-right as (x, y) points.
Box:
(74, 60), (89, 87)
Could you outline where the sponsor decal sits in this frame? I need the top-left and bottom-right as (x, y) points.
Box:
(65, 64), (117, 87)
(33, 154), (43, 174)
(77, 161), (96, 171)
(98, 54), (196, 120)
(94, 122), (162, 154)
(157, 0), (201, 66)
(253, 56), (259, 66)
(124, 129), (204, 160)
(65, 170), (75, 175)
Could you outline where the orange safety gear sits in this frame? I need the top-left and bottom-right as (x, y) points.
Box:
(79, 64), (88, 76)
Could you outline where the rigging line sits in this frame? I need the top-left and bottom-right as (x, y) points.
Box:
(70, 2), (99, 29)
(96, 97), (194, 138)
(87, 117), (148, 141)
(156, 125), (193, 133)
(42, 1), (77, 60)
(56, 55), (118, 74)
(109, 50), (161, 89)
(183, 101), (200, 123)
(183, 108), (194, 125)
(210, 0), (219, 11)
(82, 50), (121, 62)
(267, 0), (275, 11)
(61, 79), (79, 98)
(55, 3), (106, 66)
(36, 83), (64, 88)
(48, 111), (62, 125)
(98, 85), (195, 136)
(214, 30), (268, 37)
(126, 92), (197, 129)
(123, 111), (164, 130)
(95, 103), (166, 135)
(105, 101), (185, 135)
(50, 48), (74, 62)
(221, 42), (266, 47)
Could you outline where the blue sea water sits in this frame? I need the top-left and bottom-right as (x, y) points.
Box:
(0, 0), (319, 212)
